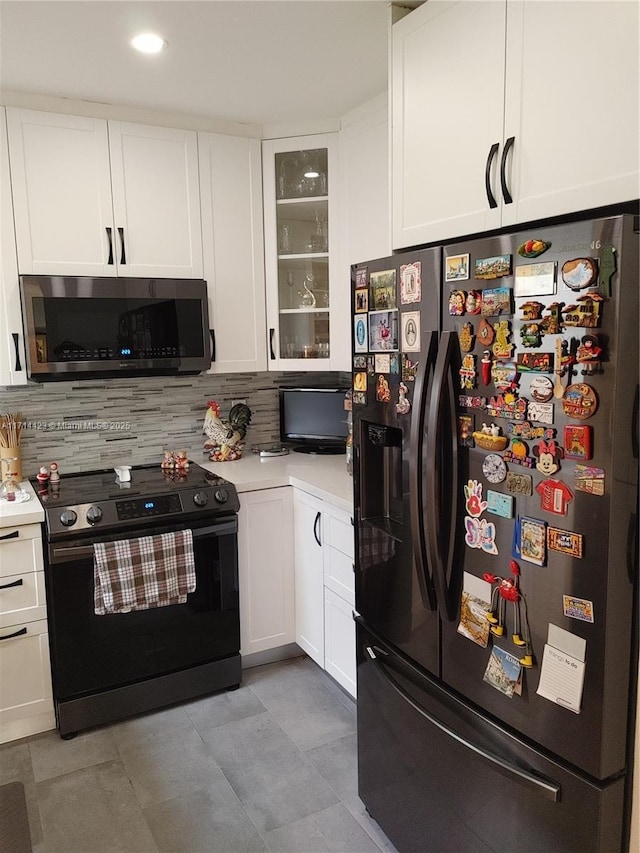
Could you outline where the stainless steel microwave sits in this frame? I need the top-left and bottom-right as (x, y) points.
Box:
(20, 276), (211, 381)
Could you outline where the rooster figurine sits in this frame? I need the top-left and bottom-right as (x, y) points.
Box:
(203, 400), (252, 461)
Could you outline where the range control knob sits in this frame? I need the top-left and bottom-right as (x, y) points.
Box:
(214, 488), (229, 504)
(86, 505), (103, 525)
(60, 509), (78, 528)
(193, 491), (209, 507)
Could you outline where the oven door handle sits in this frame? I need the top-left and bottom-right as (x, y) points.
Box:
(50, 518), (238, 564)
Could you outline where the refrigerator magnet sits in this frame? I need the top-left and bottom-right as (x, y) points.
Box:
(481, 287), (512, 316)
(376, 375), (391, 403)
(503, 438), (535, 468)
(477, 317), (495, 346)
(482, 454), (507, 484)
(510, 422), (556, 441)
(518, 352), (553, 374)
(352, 391), (367, 406)
(492, 320), (514, 358)
(396, 382), (411, 415)
(445, 253), (469, 282)
(483, 646), (522, 698)
(390, 353), (400, 375)
(561, 258), (598, 291)
(458, 415), (474, 447)
(548, 527), (584, 559)
(401, 311), (421, 352)
(490, 360), (518, 391)
(574, 464), (605, 496)
(540, 302), (565, 335)
(597, 244), (616, 296)
(505, 471), (533, 496)
(562, 293), (604, 328)
(353, 372), (367, 392)
(457, 572), (492, 648)
(355, 289), (368, 313)
(474, 254), (511, 280)
(354, 315), (368, 353)
(465, 290), (482, 314)
(353, 355), (368, 370)
(515, 516), (547, 566)
(459, 354), (477, 390)
(520, 301), (545, 321)
(517, 239), (551, 259)
(563, 425), (592, 460)
(402, 354), (419, 382)
(527, 401), (554, 425)
(533, 439), (563, 476)
(449, 290), (466, 315)
(369, 269), (397, 309)
(369, 310), (399, 352)
(355, 268), (368, 289)
(535, 478), (574, 516)
(575, 334), (603, 376)
(374, 353), (390, 374)
(464, 516), (498, 554)
(561, 383), (598, 419)
(473, 424), (508, 452)
(562, 595), (594, 623)
(464, 479), (488, 517)
(528, 375), (554, 402)
(459, 321), (475, 353)
(487, 490), (514, 519)
(400, 262), (422, 304)
(519, 323), (544, 348)
(514, 261), (556, 297)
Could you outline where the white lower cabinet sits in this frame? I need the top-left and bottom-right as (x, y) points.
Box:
(0, 523), (54, 743)
(324, 588), (356, 698)
(293, 488), (356, 696)
(293, 490), (325, 667)
(237, 488), (295, 656)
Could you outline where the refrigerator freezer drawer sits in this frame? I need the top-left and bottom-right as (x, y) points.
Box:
(356, 624), (625, 853)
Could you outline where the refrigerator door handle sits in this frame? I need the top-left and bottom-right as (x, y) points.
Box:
(425, 331), (459, 621)
(409, 330), (439, 611)
(484, 142), (499, 209)
(500, 136), (515, 205)
(367, 645), (561, 803)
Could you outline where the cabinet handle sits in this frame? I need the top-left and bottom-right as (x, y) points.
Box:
(0, 626), (27, 641)
(269, 328), (276, 360)
(117, 227), (127, 264)
(106, 227), (114, 264)
(209, 329), (216, 363)
(0, 578), (23, 590)
(500, 136), (515, 204)
(313, 511), (322, 547)
(484, 142), (499, 209)
(11, 333), (22, 371)
(0, 530), (19, 542)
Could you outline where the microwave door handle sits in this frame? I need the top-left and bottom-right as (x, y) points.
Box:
(117, 227), (127, 265)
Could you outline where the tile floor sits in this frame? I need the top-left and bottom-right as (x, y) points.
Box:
(1, 655), (398, 853)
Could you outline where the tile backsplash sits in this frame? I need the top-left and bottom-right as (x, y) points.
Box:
(0, 371), (348, 477)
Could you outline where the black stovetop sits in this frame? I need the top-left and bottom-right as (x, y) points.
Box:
(31, 462), (229, 505)
(32, 463), (239, 538)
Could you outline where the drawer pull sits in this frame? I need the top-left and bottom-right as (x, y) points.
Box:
(0, 530), (19, 542)
(0, 578), (23, 590)
(0, 626), (27, 641)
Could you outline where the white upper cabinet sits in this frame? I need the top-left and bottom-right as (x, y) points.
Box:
(263, 133), (348, 371)
(501, 0), (640, 227)
(108, 121), (203, 278)
(393, 0), (506, 247)
(392, 0), (640, 248)
(0, 107), (27, 385)
(6, 109), (203, 278)
(198, 132), (267, 373)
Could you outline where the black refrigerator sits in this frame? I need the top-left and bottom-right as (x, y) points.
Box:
(351, 214), (638, 853)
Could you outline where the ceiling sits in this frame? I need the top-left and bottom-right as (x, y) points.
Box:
(0, 0), (392, 128)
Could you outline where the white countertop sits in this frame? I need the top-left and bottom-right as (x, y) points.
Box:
(200, 452), (354, 514)
(0, 480), (44, 528)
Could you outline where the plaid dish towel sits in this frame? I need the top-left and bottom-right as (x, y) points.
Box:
(94, 529), (196, 615)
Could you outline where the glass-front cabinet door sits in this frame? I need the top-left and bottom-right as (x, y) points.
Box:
(263, 134), (340, 370)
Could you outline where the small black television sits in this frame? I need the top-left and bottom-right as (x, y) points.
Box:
(279, 386), (349, 454)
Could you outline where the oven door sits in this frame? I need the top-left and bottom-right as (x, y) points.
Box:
(45, 515), (239, 701)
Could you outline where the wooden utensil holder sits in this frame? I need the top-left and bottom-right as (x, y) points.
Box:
(1, 447), (22, 483)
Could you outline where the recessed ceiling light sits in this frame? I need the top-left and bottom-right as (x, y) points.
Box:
(131, 33), (168, 54)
